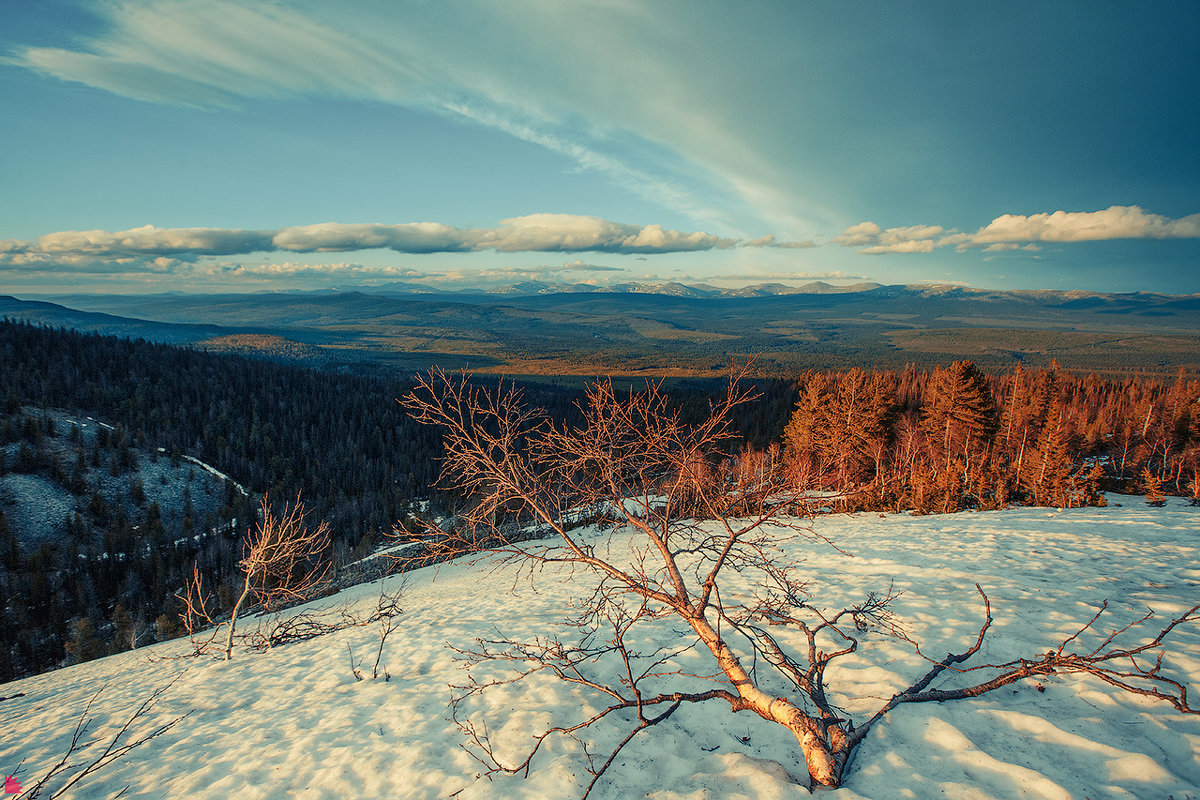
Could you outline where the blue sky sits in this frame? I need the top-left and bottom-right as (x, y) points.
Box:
(1, 0), (1197, 294)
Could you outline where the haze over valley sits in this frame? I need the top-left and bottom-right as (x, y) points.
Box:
(6, 282), (1200, 378)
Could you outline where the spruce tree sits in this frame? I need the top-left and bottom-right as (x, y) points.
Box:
(920, 360), (999, 493)
(1143, 468), (1166, 507)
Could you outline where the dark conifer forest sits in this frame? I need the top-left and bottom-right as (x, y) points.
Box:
(0, 318), (1196, 681)
(0, 320), (449, 680)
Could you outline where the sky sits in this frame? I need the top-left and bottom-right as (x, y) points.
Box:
(0, 0), (1197, 295)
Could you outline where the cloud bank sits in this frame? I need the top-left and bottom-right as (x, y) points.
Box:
(835, 206), (1200, 254)
(6, 205), (1193, 280)
(0, 215), (745, 272)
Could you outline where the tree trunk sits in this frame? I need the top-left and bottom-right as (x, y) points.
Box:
(687, 611), (847, 787)
(223, 575), (253, 660)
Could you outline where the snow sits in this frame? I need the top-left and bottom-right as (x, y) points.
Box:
(2, 499), (1198, 799)
(180, 455), (249, 497)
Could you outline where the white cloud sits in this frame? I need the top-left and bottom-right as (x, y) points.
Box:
(831, 222), (882, 247)
(272, 223), (468, 254)
(556, 259), (624, 273)
(0, 250), (190, 274)
(273, 215), (734, 255)
(35, 225), (272, 256)
(834, 205), (1198, 255)
(833, 222), (941, 253)
(744, 235), (817, 249)
(879, 225), (943, 244)
(211, 262), (423, 280)
(0, 215), (744, 274)
(966, 205), (1200, 245)
(859, 239), (936, 255)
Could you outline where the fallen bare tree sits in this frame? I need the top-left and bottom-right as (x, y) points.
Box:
(402, 368), (1200, 794)
(179, 495), (331, 660)
(244, 584), (403, 655)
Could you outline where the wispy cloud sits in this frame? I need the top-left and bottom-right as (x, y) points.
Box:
(743, 235), (817, 249)
(702, 270), (870, 282)
(3, 0), (830, 238)
(834, 206), (1200, 255)
(10, 1), (422, 108)
(553, 259), (624, 273)
(982, 243), (1041, 253)
(212, 262), (423, 281)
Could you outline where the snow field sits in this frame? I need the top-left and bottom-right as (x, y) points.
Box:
(1, 499), (1197, 799)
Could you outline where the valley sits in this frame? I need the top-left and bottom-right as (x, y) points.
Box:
(6, 283), (1200, 378)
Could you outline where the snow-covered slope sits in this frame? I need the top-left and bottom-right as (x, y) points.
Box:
(2, 500), (1198, 799)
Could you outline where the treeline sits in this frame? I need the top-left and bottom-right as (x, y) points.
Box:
(777, 361), (1199, 513)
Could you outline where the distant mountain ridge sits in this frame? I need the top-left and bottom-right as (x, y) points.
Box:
(16, 280), (1200, 305)
(309, 279), (886, 297)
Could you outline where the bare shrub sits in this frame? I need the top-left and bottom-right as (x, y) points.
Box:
(239, 582), (405, 684)
(179, 495), (331, 659)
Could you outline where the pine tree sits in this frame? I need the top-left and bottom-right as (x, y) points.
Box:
(1143, 468), (1166, 507)
(64, 617), (105, 664)
(920, 361), (999, 499)
(783, 369), (897, 498)
(1025, 406), (1072, 506)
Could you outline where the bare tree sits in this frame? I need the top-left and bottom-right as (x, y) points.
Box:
(402, 368), (1199, 793)
(179, 495), (331, 659)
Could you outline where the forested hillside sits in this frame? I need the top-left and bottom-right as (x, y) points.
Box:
(0, 320), (449, 680)
(1, 318), (1195, 683)
(0, 320), (781, 680)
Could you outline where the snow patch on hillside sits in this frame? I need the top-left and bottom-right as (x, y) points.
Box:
(181, 455), (248, 497)
(1, 500), (1198, 799)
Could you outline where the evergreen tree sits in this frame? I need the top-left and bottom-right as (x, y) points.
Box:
(1143, 468), (1166, 507)
(1025, 406), (1073, 506)
(782, 369), (896, 498)
(64, 616), (105, 664)
(920, 360), (999, 489)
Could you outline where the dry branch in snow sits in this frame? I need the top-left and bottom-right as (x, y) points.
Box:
(10, 677), (188, 799)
